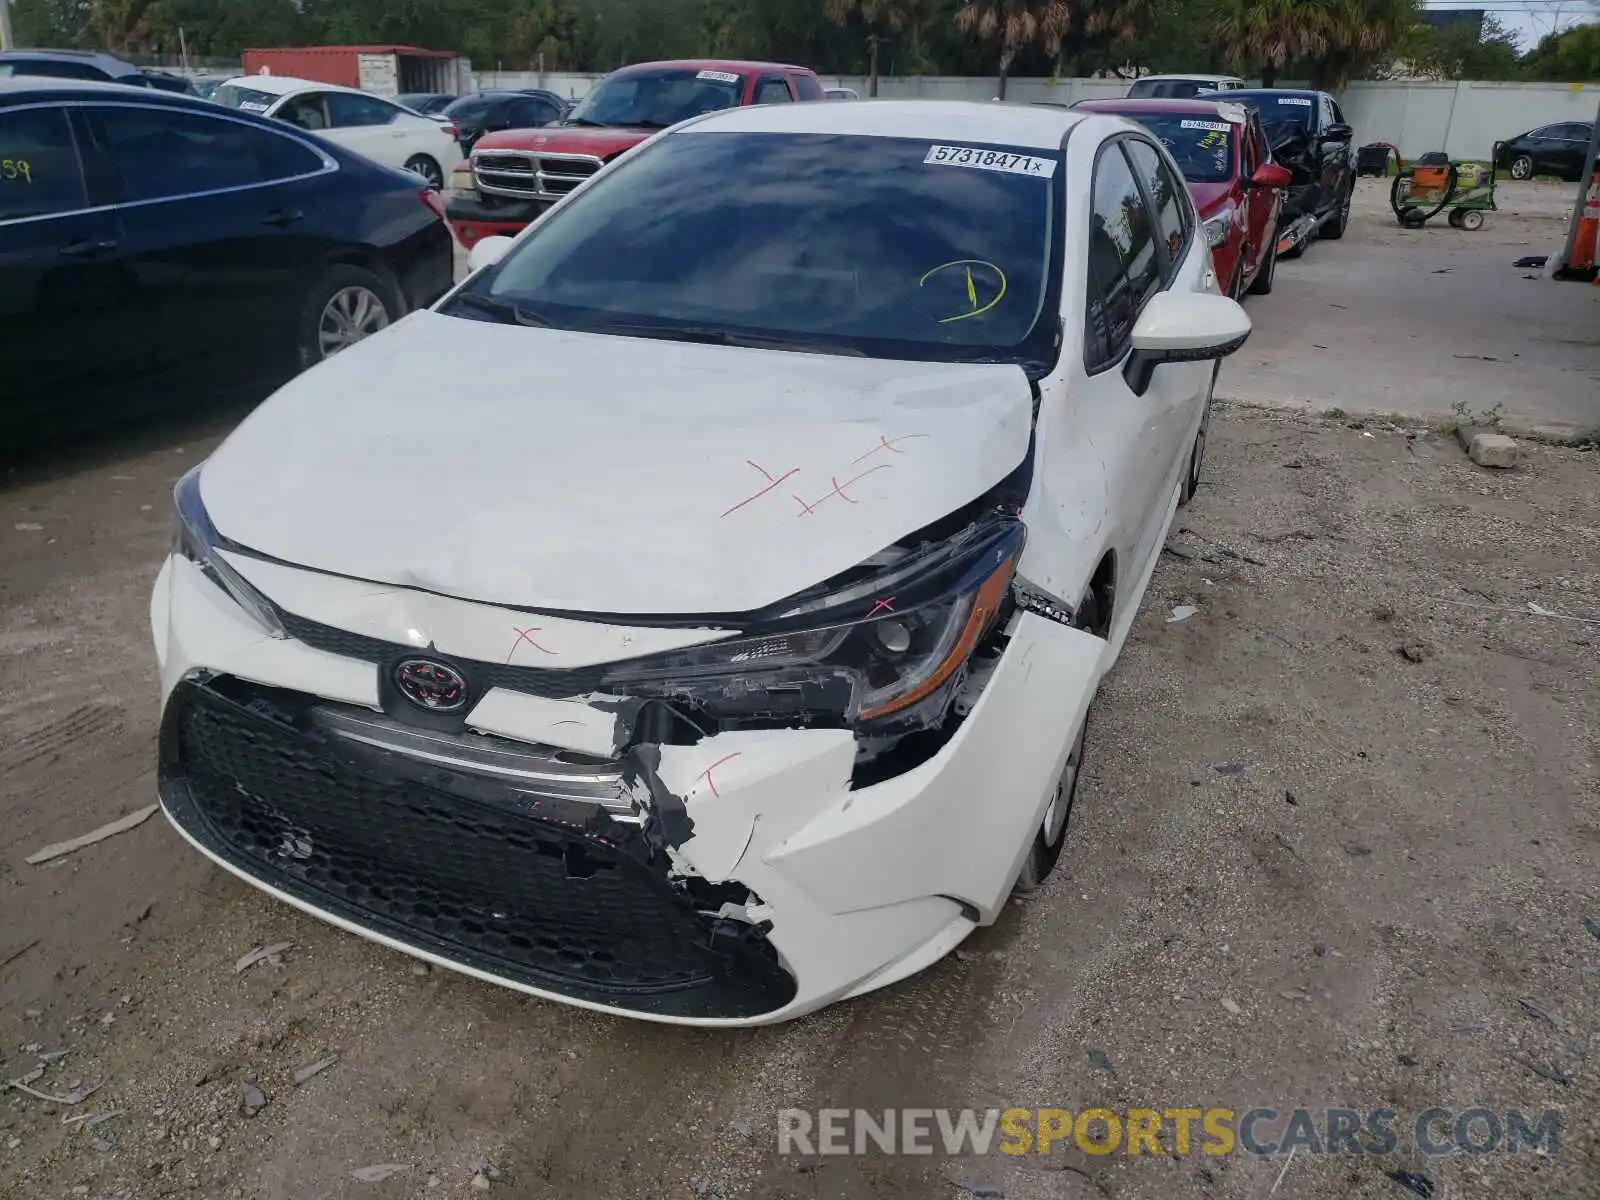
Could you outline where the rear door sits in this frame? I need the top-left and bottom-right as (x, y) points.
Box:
(80, 100), (339, 395)
(1548, 123), (1591, 176)
(0, 101), (124, 446)
(319, 91), (410, 169)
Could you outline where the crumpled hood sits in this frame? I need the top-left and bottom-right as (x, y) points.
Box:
(202, 311), (1034, 616)
(473, 125), (650, 159)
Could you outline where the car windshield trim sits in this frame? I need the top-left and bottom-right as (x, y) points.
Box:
(442, 130), (1066, 374)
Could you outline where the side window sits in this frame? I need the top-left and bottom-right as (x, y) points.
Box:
(325, 93), (400, 128)
(255, 128), (326, 181)
(1085, 141), (1163, 372)
(1552, 123), (1585, 141)
(793, 74), (825, 102)
(755, 77), (794, 105)
(0, 106), (88, 220)
(1330, 99), (1346, 125)
(1124, 138), (1190, 278)
(277, 95), (329, 131)
(91, 106), (277, 201)
(9, 59), (108, 81)
(507, 98), (549, 127)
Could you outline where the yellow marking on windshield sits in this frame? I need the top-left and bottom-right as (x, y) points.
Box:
(919, 259), (1008, 324)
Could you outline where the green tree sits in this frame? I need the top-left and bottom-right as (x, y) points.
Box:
(1210, 0), (1418, 88)
(1399, 13), (1521, 80)
(956, 0), (1067, 98)
(1521, 22), (1600, 82)
(825, 0), (927, 93)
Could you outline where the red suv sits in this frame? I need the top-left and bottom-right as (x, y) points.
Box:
(1075, 97), (1291, 298)
(446, 60), (827, 247)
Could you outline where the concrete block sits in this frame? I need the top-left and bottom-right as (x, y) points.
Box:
(1468, 432), (1521, 469)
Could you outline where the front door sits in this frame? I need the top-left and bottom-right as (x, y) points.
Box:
(0, 102), (125, 451)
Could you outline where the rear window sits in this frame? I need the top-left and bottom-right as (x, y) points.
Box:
(1129, 114), (1235, 182)
(455, 131), (1063, 370)
(213, 83), (279, 114)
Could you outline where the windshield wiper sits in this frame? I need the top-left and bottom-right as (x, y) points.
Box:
(444, 292), (553, 328)
(591, 320), (864, 356)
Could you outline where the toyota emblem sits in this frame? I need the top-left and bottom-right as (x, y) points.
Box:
(393, 658), (468, 713)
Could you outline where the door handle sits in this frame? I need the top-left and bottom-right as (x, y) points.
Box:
(58, 238), (118, 258)
(261, 209), (304, 228)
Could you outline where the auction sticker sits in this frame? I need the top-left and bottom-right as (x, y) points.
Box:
(1180, 119), (1232, 132)
(924, 145), (1057, 177)
(1276, 97), (1313, 106)
(239, 101), (271, 112)
(696, 70), (741, 84)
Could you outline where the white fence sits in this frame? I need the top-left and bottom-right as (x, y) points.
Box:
(478, 70), (1600, 161)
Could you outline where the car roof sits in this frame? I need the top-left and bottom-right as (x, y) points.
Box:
(214, 74), (373, 98)
(1224, 88), (1322, 101)
(613, 58), (811, 75)
(0, 76), (191, 101)
(0, 48), (139, 74)
(1079, 97), (1242, 117)
(1133, 73), (1243, 83)
(685, 99), (1084, 149)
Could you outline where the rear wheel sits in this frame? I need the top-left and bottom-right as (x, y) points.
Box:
(1460, 209), (1485, 231)
(404, 154), (444, 189)
(296, 264), (401, 369)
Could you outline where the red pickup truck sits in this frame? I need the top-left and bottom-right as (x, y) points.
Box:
(446, 59), (827, 248)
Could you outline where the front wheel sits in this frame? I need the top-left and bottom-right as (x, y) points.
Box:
(1248, 231), (1278, 296)
(1459, 209), (1485, 231)
(1509, 154), (1534, 181)
(1014, 701), (1091, 892)
(296, 264), (401, 369)
(404, 154), (444, 190)
(1321, 182), (1352, 239)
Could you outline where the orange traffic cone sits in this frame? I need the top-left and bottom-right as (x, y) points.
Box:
(1557, 165), (1600, 281)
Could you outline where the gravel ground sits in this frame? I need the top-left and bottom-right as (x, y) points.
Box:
(2, 405), (1595, 1200)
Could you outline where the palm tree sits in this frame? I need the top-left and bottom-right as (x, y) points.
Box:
(1210, 0), (1418, 88)
(956, 1), (1069, 99)
(826, 0), (931, 96)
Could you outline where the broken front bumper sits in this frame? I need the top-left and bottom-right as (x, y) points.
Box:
(150, 554), (1104, 1026)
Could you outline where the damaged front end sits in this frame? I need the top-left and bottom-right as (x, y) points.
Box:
(154, 457), (1103, 1024)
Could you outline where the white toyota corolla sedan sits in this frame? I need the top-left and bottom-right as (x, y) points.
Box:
(151, 101), (1249, 1026)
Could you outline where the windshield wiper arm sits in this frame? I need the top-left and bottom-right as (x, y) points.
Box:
(445, 292), (553, 327)
(592, 321), (864, 356)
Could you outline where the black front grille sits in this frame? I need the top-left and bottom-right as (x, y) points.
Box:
(160, 679), (795, 1018)
(278, 610), (614, 699)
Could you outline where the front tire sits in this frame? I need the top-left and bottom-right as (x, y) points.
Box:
(296, 264), (401, 369)
(1014, 702), (1091, 892)
(1510, 154), (1534, 181)
(1321, 182), (1352, 239)
(1248, 231), (1278, 295)
(404, 154), (444, 189)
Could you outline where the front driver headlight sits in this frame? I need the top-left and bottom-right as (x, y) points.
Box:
(172, 466), (285, 638)
(600, 518), (1024, 731)
(1203, 204), (1238, 249)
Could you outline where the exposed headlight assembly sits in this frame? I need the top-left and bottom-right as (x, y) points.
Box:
(600, 518), (1024, 733)
(1203, 204), (1238, 249)
(172, 466), (285, 638)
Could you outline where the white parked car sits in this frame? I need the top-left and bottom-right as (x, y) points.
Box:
(212, 75), (460, 188)
(151, 100), (1248, 1026)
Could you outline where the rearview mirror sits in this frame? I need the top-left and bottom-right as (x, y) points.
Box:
(1251, 162), (1293, 189)
(1324, 122), (1353, 142)
(467, 235), (514, 273)
(1124, 292), (1251, 395)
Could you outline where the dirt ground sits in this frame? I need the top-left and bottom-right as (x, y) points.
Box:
(3, 198), (1599, 1200)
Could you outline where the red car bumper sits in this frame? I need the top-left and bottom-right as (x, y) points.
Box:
(450, 218), (528, 249)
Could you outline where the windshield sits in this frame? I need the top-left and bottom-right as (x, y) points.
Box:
(213, 83), (278, 114)
(1240, 94), (1315, 131)
(1132, 115), (1235, 182)
(564, 67), (744, 129)
(446, 131), (1062, 370)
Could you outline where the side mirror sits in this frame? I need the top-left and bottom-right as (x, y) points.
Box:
(1251, 162), (1293, 189)
(1324, 122), (1353, 142)
(1124, 292), (1251, 396)
(467, 235), (514, 273)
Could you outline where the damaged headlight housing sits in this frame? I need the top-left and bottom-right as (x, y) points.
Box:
(172, 466), (285, 638)
(1203, 203), (1239, 249)
(601, 518), (1023, 732)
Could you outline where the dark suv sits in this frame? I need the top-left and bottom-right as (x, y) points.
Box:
(0, 49), (186, 90)
(1221, 89), (1355, 253)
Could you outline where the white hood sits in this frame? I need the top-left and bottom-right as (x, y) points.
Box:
(202, 311), (1034, 615)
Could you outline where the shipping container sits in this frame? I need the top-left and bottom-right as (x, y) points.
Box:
(240, 45), (467, 98)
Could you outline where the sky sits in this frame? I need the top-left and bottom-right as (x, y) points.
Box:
(1423, 0), (1599, 50)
